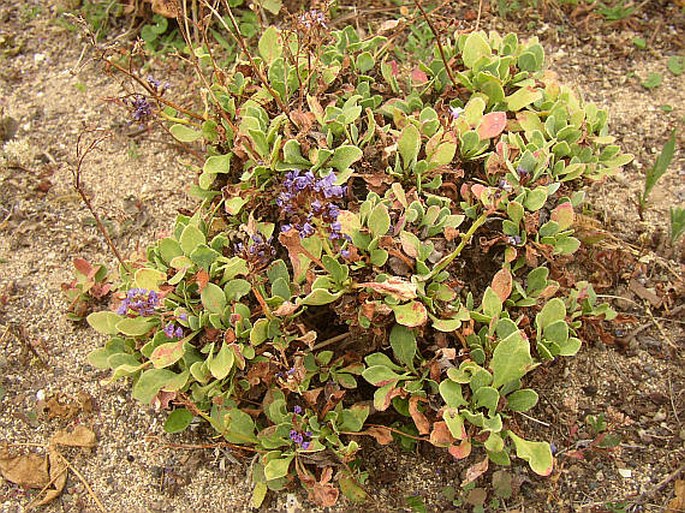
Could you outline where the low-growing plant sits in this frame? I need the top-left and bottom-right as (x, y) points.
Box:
(62, 258), (112, 322)
(638, 130), (676, 217)
(85, 8), (629, 507)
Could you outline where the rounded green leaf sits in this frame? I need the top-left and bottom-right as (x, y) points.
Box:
(462, 32), (492, 69)
(170, 124), (201, 143)
(201, 282), (227, 314)
(506, 389), (539, 412)
(164, 408), (194, 433)
(508, 431), (553, 476)
(116, 317), (154, 337)
(392, 301), (428, 328)
(490, 331), (534, 388)
(87, 311), (122, 335)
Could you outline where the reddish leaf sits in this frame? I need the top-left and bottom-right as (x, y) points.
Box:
(411, 68), (428, 83)
(463, 456), (489, 487)
(477, 112), (507, 139)
(491, 268), (513, 302)
(429, 421), (455, 447)
(195, 269), (209, 292)
(73, 258), (94, 278)
(409, 396), (431, 435)
(448, 438), (472, 460)
(551, 203), (574, 230)
(471, 184), (487, 200)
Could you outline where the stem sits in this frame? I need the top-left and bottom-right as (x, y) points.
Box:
(206, 0), (295, 126)
(72, 130), (130, 273)
(411, 0), (459, 90)
(418, 212), (488, 281)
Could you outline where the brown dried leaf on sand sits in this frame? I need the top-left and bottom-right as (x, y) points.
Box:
(51, 425), (98, 448)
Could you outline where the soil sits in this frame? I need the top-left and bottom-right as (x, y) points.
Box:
(1, 1), (684, 512)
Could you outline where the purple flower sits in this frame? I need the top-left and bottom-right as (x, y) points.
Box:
(293, 405), (303, 414)
(517, 165), (529, 176)
(449, 106), (464, 120)
(340, 249), (350, 259)
(301, 441), (311, 450)
(163, 323), (175, 337)
(129, 95), (153, 123)
(118, 288), (159, 316)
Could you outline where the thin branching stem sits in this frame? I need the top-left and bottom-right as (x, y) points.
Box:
(411, 0), (459, 90)
(72, 130), (130, 273)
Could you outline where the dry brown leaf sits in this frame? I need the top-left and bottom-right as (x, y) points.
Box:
(51, 425), (97, 448)
(463, 456), (489, 487)
(364, 426), (393, 445)
(30, 448), (68, 508)
(0, 447), (49, 488)
(666, 480), (685, 513)
(408, 396), (430, 435)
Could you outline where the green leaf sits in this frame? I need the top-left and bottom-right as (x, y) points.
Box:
(524, 187), (548, 211)
(170, 124), (201, 143)
(641, 72), (662, 89)
(150, 340), (186, 369)
(398, 124), (421, 168)
(368, 203), (391, 238)
(329, 145), (363, 172)
(536, 298), (566, 330)
(362, 365), (402, 386)
(87, 311), (122, 335)
(301, 288), (342, 306)
(251, 482), (268, 509)
(207, 343), (235, 380)
(264, 456), (294, 481)
(442, 409), (466, 440)
(164, 408), (194, 433)
(507, 431), (553, 476)
(506, 389), (539, 412)
(481, 286), (502, 318)
(392, 301), (428, 328)
(644, 130), (676, 198)
(225, 196), (248, 216)
(258, 0), (282, 15)
(258, 26), (282, 65)
(462, 32), (492, 68)
(339, 475), (368, 503)
(134, 268), (166, 291)
(203, 154), (231, 174)
(250, 318), (270, 345)
(439, 380), (468, 408)
(667, 55), (685, 76)
(224, 279), (252, 301)
(179, 224), (206, 255)
(201, 283), (227, 313)
(132, 368), (175, 404)
(116, 317), (154, 337)
(390, 325), (417, 368)
(490, 331), (534, 389)
(506, 86), (543, 112)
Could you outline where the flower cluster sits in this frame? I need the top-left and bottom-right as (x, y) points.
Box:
(298, 9), (327, 30)
(117, 288), (159, 316)
(129, 95), (153, 124)
(289, 429), (313, 449)
(277, 170), (346, 240)
(163, 322), (184, 338)
(234, 234), (276, 268)
(146, 75), (169, 95)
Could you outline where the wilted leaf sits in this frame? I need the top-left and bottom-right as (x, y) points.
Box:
(477, 112), (507, 139)
(666, 480), (685, 513)
(364, 426), (394, 445)
(429, 421), (454, 447)
(32, 448), (68, 507)
(462, 456), (489, 487)
(492, 470), (513, 498)
(491, 268), (512, 302)
(408, 396), (430, 435)
(51, 426), (97, 448)
(360, 278), (417, 301)
(0, 448), (49, 488)
(448, 438), (472, 460)
(392, 301), (428, 327)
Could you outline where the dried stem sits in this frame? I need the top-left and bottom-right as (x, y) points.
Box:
(71, 129), (129, 273)
(411, 0), (459, 90)
(205, 0), (296, 126)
